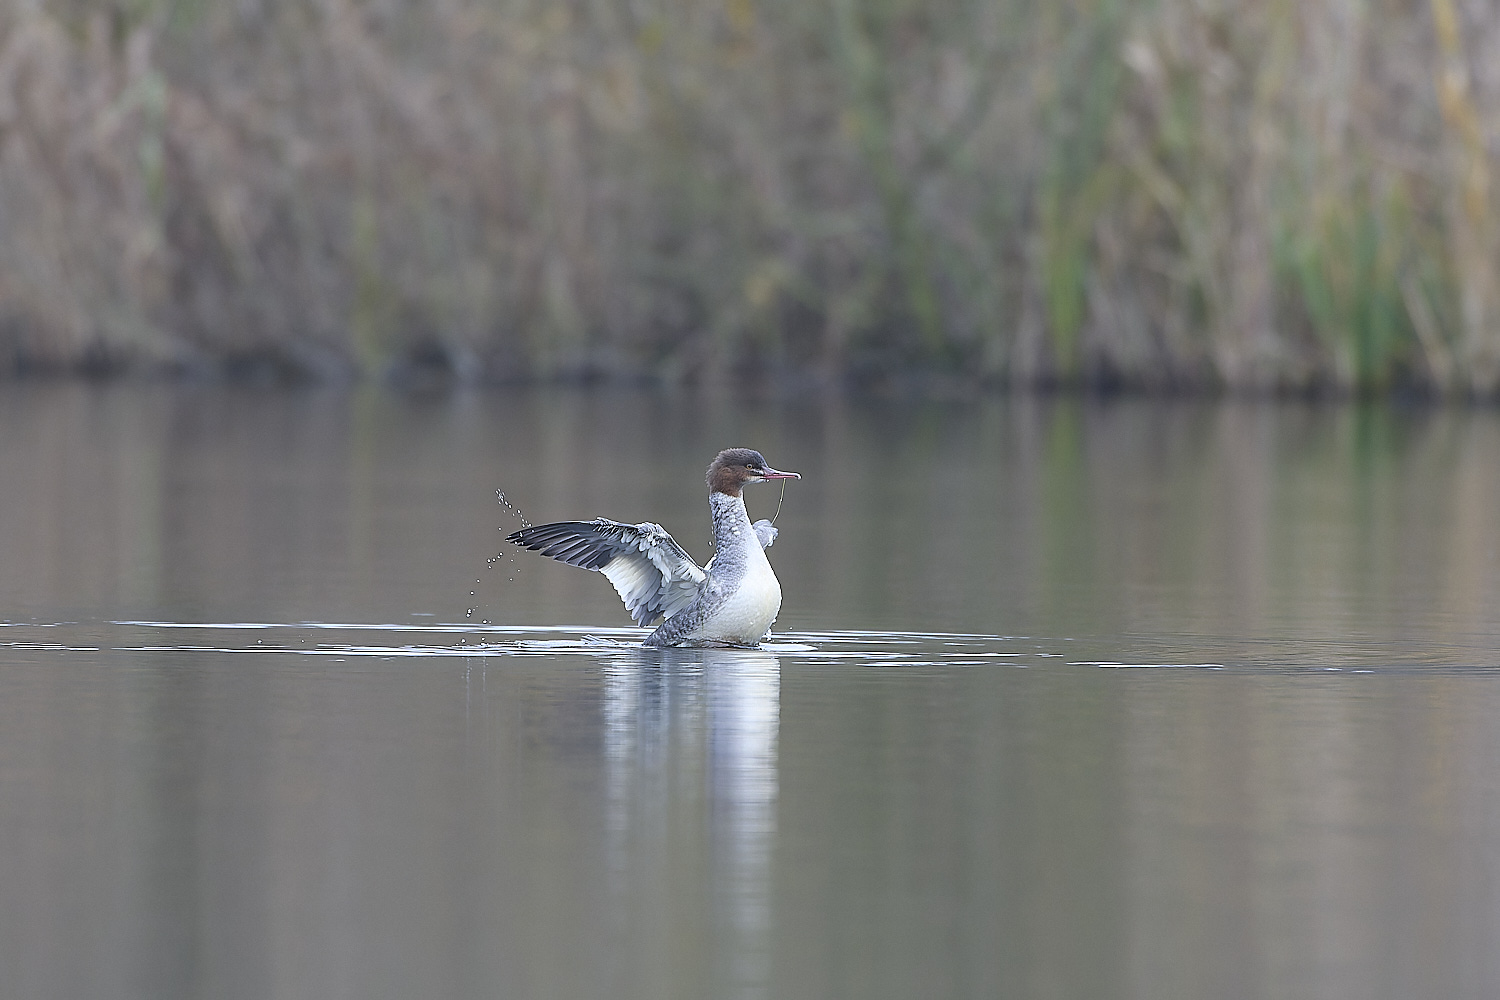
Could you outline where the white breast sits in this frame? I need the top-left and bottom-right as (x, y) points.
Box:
(700, 548), (782, 644)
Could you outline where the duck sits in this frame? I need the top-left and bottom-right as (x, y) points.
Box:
(507, 448), (799, 646)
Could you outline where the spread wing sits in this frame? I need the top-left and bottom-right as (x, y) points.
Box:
(507, 519), (707, 626)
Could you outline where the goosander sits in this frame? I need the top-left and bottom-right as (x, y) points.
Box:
(507, 448), (800, 647)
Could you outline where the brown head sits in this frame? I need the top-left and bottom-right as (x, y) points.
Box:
(706, 448), (800, 497)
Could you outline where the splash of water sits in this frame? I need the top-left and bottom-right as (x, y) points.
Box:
(496, 489), (532, 529)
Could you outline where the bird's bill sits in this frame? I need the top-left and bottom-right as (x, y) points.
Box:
(759, 467), (800, 480)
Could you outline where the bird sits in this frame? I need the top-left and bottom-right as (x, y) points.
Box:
(507, 448), (800, 647)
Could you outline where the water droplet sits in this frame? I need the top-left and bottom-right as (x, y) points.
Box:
(496, 490), (533, 529)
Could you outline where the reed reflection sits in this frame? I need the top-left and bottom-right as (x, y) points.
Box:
(602, 648), (779, 1000)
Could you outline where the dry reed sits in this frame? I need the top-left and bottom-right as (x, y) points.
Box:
(1, 0), (1497, 394)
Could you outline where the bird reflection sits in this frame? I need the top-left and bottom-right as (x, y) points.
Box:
(602, 647), (779, 999)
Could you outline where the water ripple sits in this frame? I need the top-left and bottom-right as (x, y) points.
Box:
(0, 621), (1489, 672)
(99, 622), (1049, 667)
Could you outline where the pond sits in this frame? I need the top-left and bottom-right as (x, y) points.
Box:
(1, 383), (1498, 999)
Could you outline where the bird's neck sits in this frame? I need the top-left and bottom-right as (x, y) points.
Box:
(710, 489), (750, 524)
(709, 491), (756, 556)
(707, 465), (744, 497)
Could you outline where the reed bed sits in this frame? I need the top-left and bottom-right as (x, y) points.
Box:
(1, 0), (1497, 394)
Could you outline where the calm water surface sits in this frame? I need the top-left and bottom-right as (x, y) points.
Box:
(2, 384), (1500, 999)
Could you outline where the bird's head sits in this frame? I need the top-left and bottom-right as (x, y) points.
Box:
(706, 448), (800, 497)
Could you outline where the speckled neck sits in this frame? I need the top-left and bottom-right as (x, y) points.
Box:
(708, 491), (758, 572)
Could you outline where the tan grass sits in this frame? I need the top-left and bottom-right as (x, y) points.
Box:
(0, 0), (1496, 394)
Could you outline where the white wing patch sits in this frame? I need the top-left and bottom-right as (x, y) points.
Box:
(508, 519), (707, 625)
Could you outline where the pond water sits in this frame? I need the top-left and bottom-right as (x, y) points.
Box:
(2, 383), (1499, 999)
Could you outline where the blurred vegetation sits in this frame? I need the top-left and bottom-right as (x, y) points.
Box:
(1, 0), (1498, 395)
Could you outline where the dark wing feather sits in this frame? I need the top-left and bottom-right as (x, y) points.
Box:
(508, 519), (707, 625)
